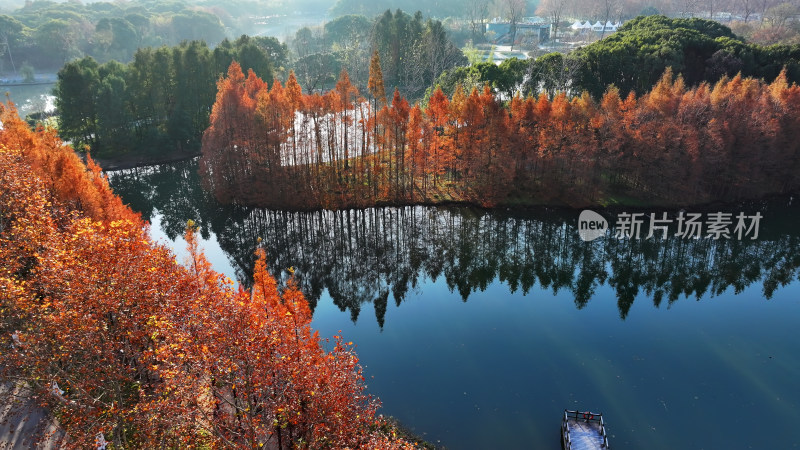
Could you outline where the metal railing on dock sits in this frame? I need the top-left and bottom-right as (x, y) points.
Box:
(561, 409), (610, 450)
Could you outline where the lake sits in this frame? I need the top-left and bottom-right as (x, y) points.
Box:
(0, 82), (56, 118)
(108, 159), (800, 449)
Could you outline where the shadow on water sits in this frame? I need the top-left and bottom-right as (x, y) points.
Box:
(109, 159), (800, 326)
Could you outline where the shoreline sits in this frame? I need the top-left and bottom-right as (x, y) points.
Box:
(210, 188), (797, 215)
(94, 154), (796, 213)
(88, 151), (200, 171)
(0, 80), (57, 87)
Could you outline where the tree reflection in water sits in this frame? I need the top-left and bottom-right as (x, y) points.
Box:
(110, 159), (800, 326)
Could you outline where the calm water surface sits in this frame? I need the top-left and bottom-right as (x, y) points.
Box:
(109, 160), (800, 449)
(1, 82), (56, 117)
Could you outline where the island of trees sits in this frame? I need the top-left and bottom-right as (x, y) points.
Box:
(200, 57), (800, 209)
(0, 103), (422, 448)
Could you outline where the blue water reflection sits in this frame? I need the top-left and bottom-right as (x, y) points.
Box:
(109, 160), (800, 448)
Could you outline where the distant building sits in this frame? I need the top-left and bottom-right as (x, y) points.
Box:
(487, 18), (551, 44)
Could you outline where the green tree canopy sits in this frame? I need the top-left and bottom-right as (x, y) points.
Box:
(571, 15), (800, 97)
(55, 39), (275, 157)
(432, 58), (527, 99)
(170, 10), (226, 45)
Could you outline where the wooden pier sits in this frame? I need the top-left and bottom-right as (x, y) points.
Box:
(561, 409), (610, 450)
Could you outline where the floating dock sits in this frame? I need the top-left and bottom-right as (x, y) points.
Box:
(561, 409), (610, 450)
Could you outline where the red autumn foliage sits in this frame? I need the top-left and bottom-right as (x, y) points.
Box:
(0, 101), (416, 448)
(201, 63), (800, 209)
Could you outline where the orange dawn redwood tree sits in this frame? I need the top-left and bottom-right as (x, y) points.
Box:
(0, 101), (416, 448)
(200, 62), (800, 209)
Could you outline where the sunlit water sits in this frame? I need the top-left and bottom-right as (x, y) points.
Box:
(109, 159), (800, 449)
(1, 83), (56, 117)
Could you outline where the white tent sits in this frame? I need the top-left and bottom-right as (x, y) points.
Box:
(571, 20), (620, 32)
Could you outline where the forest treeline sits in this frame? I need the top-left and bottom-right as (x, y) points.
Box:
(55, 36), (285, 157)
(0, 0), (337, 71)
(51, 9), (465, 158)
(0, 0), (238, 70)
(570, 16), (800, 98)
(290, 9), (466, 98)
(0, 103), (420, 448)
(200, 58), (800, 209)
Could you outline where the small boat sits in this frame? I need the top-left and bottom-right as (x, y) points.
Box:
(561, 409), (610, 450)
